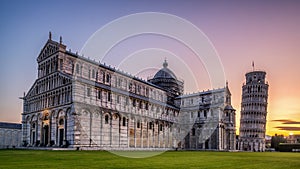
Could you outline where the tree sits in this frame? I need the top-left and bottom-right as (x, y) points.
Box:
(271, 134), (286, 151)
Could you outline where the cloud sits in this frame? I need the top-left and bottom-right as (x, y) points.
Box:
(275, 126), (300, 131)
(271, 119), (300, 124)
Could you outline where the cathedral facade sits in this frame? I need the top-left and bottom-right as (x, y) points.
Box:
(21, 34), (236, 150)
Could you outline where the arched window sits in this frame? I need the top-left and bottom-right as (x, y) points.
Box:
(132, 99), (136, 107)
(59, 119), (64, 126)
(76, 64), (80, 74)
(102, 72), (105, 82)
(97, 90), (101, 99)
(105, 115), (109, 124)
(92, 69), (95, 79)
(122, 117), (126, 126)
(149, 122), (153, 129)
(71, 64), (74, 74)
(106, 74), (110, 83)
(129, 83), (132, 90)
(118, 78), (122, 87)
(95, 71), (98, 81)
(107, 92), (111, 102)
(192, 128), (196, 136)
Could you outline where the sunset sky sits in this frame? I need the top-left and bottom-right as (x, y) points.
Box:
(1, 0), (300, 136)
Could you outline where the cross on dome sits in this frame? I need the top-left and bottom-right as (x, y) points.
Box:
(163, 58), (168, 68)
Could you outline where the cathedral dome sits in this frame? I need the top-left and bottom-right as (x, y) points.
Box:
(153, 60), (177, 80)
(148, 60), (184, 100)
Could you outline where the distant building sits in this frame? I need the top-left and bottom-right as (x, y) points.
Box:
(21, 33), (236, 150)
(239, 67), (269, 151)
(287, 135), (300, 144)
(0, 122), (22, 148)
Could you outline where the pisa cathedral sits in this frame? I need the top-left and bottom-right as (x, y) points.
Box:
(21, 34), (236, 150)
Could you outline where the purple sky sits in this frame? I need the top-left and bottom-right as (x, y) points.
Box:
(1, 0), (300, 136)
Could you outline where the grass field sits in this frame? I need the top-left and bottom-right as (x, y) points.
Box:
(0, 150), (299, 169)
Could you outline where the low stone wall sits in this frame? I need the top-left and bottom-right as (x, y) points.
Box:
(0, 128), (22, 149)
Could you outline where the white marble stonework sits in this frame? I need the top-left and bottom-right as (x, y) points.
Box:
(239, 71), (269, 152)
(22, 34), (236, 150)
(0, 122), (22, 148)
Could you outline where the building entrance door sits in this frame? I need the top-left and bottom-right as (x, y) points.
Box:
(59, 128), (64, 146)
(43, 125), (49, 146)
(32, 131), (35, 145)
(205, 140), (209, 149)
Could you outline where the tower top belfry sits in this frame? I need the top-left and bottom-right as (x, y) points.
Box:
(245, 71), (266, 84)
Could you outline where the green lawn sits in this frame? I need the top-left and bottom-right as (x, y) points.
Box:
(0, 150), (299, 169)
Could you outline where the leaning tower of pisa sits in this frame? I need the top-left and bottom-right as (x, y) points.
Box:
(239, 66), (269, 152)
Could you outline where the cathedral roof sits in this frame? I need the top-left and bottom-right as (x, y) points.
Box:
(224, 104), (235, 110)
(153, 60), (177, 80)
